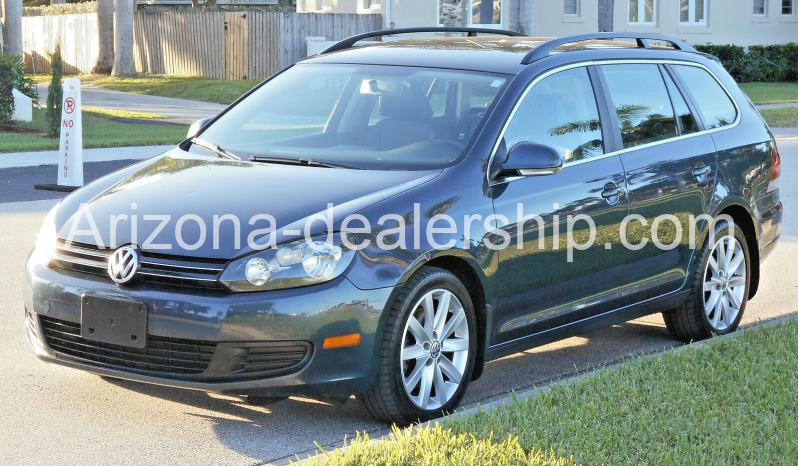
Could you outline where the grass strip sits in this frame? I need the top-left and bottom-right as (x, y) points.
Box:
(303, 320), (798, 465)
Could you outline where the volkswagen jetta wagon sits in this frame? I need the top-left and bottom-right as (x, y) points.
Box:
(25, 29), (782, 424)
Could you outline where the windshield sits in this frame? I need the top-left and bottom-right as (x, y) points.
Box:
(194, 64), (509, 170)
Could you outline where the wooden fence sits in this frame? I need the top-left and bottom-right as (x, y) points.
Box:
(22, 11), (382, 80)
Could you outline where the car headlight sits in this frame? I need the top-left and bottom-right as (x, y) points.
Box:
(31, 203), (59, 265)
(219, 236), (356, 292)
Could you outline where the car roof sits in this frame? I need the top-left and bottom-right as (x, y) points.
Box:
(305, 36), (685, 75)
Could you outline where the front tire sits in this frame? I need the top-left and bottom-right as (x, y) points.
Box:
(663, 219), (750, 342)
(361, 266), (477, 425)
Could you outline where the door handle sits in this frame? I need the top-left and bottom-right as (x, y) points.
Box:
(601, 186), (624, 199)
(692, 166), (711, 177)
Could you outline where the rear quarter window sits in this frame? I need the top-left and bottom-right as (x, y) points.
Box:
(673, 65), (737, 129)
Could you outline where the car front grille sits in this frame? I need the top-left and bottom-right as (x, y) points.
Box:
(50, 239), (228, 291)
(40, 316), (216, 377)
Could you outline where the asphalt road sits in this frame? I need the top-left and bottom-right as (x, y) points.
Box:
(1, 136), (796, 465)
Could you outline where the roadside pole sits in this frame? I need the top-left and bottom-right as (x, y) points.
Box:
(34, 78), (84, 192)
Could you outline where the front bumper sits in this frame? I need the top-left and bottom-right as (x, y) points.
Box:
(24, 257), (394, 397)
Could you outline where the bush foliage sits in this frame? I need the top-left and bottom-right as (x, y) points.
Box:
(0, 53), (39, 128)
(23, 2), (97, 16)
(0, 60), (16, 128)
(695, 42), (798, 82)
(46, 42), (64, 137)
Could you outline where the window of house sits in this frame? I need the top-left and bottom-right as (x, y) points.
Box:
(753, 0), (766, 15)
(503, 67), (604, 164)
(364, 0), (380, 8)
(629, 0), (656, 24)
(318, 0), (331, 10)
(565, 0), (580, 16)
(470, 0), (502, 27)
(680, 0), (707, 24)
(600, 64), (678, 148)
(673, 65), (737, 129)
(784, 0), (795, 15)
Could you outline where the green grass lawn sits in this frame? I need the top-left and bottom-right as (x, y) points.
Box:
(0, 107), (186, 153)
(303, 320), (798, 465)
(759, 106), (798, 128)
(739, 82), (798, 105)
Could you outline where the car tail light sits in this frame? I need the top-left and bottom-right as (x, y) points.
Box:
(767, 148), (781, 193)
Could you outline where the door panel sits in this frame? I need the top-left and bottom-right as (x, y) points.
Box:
(488, 66), (629, 345)
(491, 159), (629, 344)
(597, 63), (717, 302)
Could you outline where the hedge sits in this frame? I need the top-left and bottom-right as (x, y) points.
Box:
(695, 43), (798, 82)
(23, 2), (97, 16)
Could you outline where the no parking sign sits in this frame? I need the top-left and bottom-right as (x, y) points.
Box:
(58, 78), (84, 187)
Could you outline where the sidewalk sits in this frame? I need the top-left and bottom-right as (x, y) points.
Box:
(0, 145), (173, 169)
(36, 83), (226, 125)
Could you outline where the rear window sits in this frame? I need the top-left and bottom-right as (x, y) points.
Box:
(663, 69), (699, 135)
(600, 64), (678, 149)
(673, 65), (737, 129)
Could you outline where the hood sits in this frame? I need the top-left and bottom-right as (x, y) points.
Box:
(58, 150), (440, 259)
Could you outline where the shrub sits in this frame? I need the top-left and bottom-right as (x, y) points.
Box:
(695, 42), (798, 82)
(0, 52), (39, 127)
(46, 42), (64, 137)
(1, 53), (39, 103)
(0, 59), (16, 128)
(23, 2), (97, 16)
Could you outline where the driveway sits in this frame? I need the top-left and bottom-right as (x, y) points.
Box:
(36, 83), (227, 124)
(0, 135), (795, 465)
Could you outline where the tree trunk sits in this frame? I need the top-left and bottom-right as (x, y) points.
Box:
(598, 0), (615, 32)
(112, 0), (136, 77)
(93, 0), (115, 74)
(478, 0), (493, 24)
(2, 0), (23, 57)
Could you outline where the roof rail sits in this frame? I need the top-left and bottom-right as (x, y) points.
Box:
(521, 33), (697, 65)
(321, 27), (525, 55)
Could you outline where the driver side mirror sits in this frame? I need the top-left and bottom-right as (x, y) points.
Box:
(499, 142), (563, 178)
(186, 117), (212, 139)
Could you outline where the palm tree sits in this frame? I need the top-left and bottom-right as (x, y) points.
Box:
(2, 0), (22, 57)
(93, 0), (115, 74)
(112, 0), (136, 76)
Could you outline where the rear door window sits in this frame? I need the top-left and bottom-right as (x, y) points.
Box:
(663, 69), (700, 135)
(502, 67), (604, 163)
(672, 65), (737, 129)
(600, 64), (678, 148)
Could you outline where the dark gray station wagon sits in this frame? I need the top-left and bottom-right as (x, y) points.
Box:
(25, 29), (782, 424)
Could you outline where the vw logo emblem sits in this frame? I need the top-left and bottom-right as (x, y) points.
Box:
(108, 246), (139, 284)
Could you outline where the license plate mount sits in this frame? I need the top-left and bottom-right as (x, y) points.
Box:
(81, 295), (148, 349)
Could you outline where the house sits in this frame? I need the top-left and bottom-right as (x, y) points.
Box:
(296, 0), (798, 46)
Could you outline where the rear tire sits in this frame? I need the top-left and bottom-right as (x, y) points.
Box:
(663, 219), (750, 342)
(361, 266), (477, 425)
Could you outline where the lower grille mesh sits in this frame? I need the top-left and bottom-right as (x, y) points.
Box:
(40, 317), (216, 377)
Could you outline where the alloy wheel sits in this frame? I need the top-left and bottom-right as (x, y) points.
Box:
(400, 288), (469, 410)
(703, 235), (746, 332)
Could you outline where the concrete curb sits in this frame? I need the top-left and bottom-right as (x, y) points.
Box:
(278, 312), (798, 465)
(0, 145), (174, 169)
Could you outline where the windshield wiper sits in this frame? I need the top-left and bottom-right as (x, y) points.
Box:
(191, 138), (241, 161)
(249, 156), (359, 170)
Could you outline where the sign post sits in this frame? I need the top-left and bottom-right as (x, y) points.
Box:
(35, 78), (84, 192)
(58, 78), (84, 188)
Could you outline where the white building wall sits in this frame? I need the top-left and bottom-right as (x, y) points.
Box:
(612, 0), (798, 46)
(297, 0), (798, 46)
